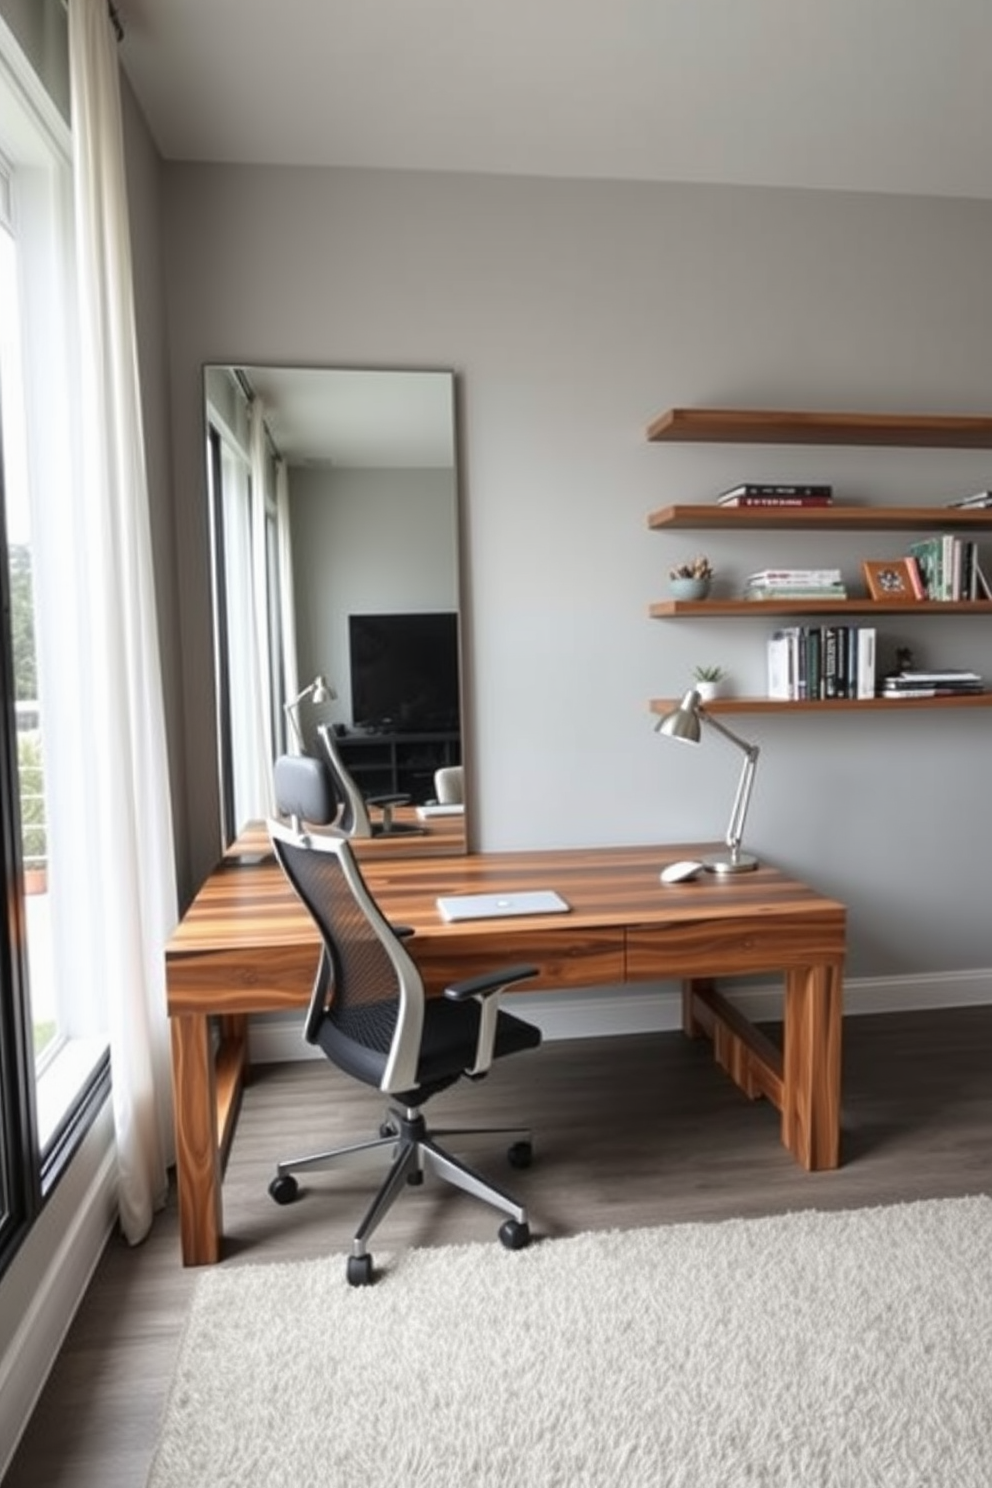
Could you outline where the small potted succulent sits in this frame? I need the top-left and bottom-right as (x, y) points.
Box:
(669, 555), (713, 600)
(692, 663), (726, 701)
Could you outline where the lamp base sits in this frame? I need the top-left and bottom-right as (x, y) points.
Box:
(703, 851), (759, 875)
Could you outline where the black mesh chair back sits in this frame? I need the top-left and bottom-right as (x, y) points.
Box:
(271, 829), (425, 1096)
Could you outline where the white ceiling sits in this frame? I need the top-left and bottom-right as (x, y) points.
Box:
(236, 366), (455, 468)
(117, 0), (992, 200)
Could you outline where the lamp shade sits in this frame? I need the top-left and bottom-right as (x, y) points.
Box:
(655, 689), (703, 744)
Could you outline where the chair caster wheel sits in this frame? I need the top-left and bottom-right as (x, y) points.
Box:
(379, 1120), (397, 1139)
(507, 1140), (533, 1169)
(347, 1254), (374, 1287)
(268, 1173), (299, 1205)
(498, 1219), (531, 1251)
(406, 1169), (424, 1186)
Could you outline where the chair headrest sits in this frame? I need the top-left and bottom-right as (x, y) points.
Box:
(273, 754), (338, 826)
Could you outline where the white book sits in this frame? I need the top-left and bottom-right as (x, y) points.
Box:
(941, 533), (956, 600)
(767, 627), (799, 699)
(748, 568), (842, 587)
(856, 627), (876, 700)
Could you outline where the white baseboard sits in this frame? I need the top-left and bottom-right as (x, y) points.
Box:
(249, 967), (992, 1062)
(0, 1113), (118, 1480)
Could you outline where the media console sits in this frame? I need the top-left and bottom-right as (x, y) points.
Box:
(334, 729), (460, 802)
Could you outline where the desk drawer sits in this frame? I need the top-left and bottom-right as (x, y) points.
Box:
(626, 911), (846, 981)
(410, 929), (625, 995)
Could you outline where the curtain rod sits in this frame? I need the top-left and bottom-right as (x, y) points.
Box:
(233, 369), (283, 462)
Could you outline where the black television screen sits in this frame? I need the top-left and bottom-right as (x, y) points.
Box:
(348, 612), (460, 733)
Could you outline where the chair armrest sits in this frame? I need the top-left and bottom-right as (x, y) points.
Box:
(444, 964), (539, 1002)
(445, 964), (538, 1076)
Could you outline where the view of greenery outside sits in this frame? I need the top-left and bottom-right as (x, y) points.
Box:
(8, 543), (55, 1062)
(9, 543), (45, 869)
(9, 543), (35, 699)
(18, 732), (44, 866)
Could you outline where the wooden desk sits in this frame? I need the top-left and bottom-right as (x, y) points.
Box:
(165, 842), (846, 1266)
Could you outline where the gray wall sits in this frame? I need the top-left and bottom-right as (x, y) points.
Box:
(291, 464), (457, 724)
(161, 164), (992, 979)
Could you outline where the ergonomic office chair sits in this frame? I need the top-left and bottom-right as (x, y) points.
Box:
(268, 752), (543, 1286)
(315, 722), (424, 837)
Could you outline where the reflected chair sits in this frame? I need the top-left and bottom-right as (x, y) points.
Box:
(315, 723), (424, 837)
(434, 763), (464, 805)
(268, 753), (543, 1286)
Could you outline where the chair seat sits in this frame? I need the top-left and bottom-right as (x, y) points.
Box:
(416, 998), (541, 1089)
(315, 997), (541, 1104)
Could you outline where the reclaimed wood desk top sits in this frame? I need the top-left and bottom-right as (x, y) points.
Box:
(166, 838), (845, 977)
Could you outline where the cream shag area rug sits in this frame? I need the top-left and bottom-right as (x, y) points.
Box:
(148, 1196), (992, 1487)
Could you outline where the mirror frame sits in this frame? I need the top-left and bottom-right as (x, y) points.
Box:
(202, 364), (467, 856)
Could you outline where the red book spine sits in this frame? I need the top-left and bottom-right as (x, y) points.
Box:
(904, 555), (927, 599)
(718, 494), (834, 508)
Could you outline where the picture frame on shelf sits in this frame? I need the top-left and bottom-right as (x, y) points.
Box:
(861, 559), (921, 601)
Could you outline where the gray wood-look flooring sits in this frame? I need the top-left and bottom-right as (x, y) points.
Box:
(5, 1006), (992, 1486)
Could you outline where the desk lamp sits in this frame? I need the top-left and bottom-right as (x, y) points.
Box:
(655, 688), (760, 874)
(284, 675), (336, 751)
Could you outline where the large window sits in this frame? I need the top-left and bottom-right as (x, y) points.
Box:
(0, 28), (109, 1269)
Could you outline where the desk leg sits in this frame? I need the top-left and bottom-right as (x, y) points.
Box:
(170, 1013), (223, 1266)
(681, 977), (711, 1038)
(781, 964), (842, 1171)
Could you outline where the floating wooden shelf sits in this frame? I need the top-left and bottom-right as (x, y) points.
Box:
(648, 505), (992, 532)
(650, 599), (991, 618)
(650, 695), (992, 715)
(647, 407), (992, 713)
(646, 409), (992, 448)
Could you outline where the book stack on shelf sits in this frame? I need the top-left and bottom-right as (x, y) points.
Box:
(768, 625), (875, 701)
(746, 568), (846, 602)
(717, 483), (833, 509)
(880, 669), (984, 700)
(905, 536), (991, 600)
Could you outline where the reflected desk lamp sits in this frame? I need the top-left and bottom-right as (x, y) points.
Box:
(284, 675), (336, 752)
(655, 688), (760, 874)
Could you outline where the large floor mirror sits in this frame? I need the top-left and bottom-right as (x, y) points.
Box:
(203, 365), (465, 855)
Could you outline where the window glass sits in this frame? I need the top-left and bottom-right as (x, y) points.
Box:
(0, 218), (57, 1074)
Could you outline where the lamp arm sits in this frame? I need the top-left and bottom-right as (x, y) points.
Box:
(723, 746), (759, 859)
(699, 708), (756, 757)
(284, 678), (326, 751)
(698, 710), (760, 861)
(284, 682), (317, 752)
(286, 680), (317, 710)
(283, 701), (304, 750)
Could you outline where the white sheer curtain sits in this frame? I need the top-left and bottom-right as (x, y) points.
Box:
(248, 399), (276, 811)
(276, 457), (300, 718)
(66, 0), (177, 1243)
